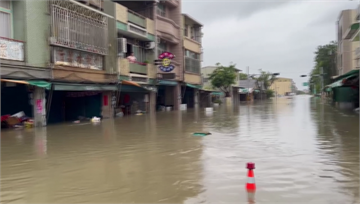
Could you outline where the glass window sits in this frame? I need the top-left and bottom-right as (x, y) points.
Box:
(158, 41), (167, 56)
(0, 11), (11, 38)
(184, 25), (188, 37)
(157, 3), (166, 17)
(0, 0), (10, 9)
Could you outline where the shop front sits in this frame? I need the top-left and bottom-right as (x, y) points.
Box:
(181, 83), (201, 109)
(1, 79), (51, 128)
(115, 80), (152, 116)
(156, 80), (180, 111)
(47, 83), (117, 124)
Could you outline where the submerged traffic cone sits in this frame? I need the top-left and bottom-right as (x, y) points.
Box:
(246, 162), (256, 191)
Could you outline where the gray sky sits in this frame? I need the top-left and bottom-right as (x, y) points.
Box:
(182, 0), (358, 90)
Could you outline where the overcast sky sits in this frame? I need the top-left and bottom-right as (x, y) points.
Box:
(182, 0), (358, 90)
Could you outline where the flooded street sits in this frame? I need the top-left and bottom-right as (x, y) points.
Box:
(1, 96), (359, 204)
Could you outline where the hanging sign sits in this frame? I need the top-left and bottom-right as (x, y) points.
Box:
(158, 51), (175, 72)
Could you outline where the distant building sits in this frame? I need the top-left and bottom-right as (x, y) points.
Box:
(270, 78), (295, 96)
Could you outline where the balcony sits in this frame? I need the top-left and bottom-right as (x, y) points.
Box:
(129, 62), (148, 75)
(165, 0), (179, 8)
(128, 10), (146, 28)
(0, 37), (25, 61)
(75, 0), (103, 10)
(157, 15), (180, 44)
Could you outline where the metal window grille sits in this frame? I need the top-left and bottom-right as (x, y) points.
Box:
(185, 57), (200, 74)
(0, 11), (11, 38)
(131, 44), (147, 63)
(131, 76), (148, 83)
(50, 0), (108, 55)
(128, 24), (147, 37)
(0, 0), (10, 9)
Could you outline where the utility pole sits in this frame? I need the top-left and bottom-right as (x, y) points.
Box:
(321, 67), (324, 99)
(247, 66), (250, 101)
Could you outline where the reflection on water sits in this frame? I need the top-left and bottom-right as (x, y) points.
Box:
(1, 96), (359, 203)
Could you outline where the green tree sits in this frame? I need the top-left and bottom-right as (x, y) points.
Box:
(239, 73), (248, 80)
(309, 41), (337, 94)
(251, 71), (277, 90)
(208, 63), (237, 97)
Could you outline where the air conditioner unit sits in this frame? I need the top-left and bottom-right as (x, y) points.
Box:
(145, 42), (155, 49)
(117, 38), (127, 55)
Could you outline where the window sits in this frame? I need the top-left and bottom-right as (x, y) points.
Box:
(50, 2), (108, 55)
(185, 49), (201, 73)
(131, 44), (147, 63)
(158, 41), (167, 56)
(157, 3), (166, 17)
(0, 1), (11, 38)
(185, 49), (199, 60)
(190, 26), (201, 42)
(184, 25), (188, 37)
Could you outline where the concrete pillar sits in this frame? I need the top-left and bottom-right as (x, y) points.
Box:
(101, 92), (114, 119)
(149, 91), (156, 113)
(194, 89), (200, 109)
(33, 87), (46, 127)
(173, 83), (181, 110)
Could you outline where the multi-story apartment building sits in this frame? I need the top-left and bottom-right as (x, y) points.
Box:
(343, 5), (360, 72)
(154, 0), (183, 110)
(270, 77), (295, 96)
(337, 9), (358, 76)
(114, 1), (158, 113)
(1, 0), (118, 126)
(181, 13), (203, 109)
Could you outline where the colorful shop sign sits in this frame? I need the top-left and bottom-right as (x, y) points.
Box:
(158, 51), (175, 72)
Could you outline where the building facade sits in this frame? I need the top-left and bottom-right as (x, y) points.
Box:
(270, 77), (295, 96)
(1, 0), (119, 126)
(181, 13), (203, 109)
(343, 5), (360, 73)
(155, 0), (183, 111)
(337, 9), (358, 76)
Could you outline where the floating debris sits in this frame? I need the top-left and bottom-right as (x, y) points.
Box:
(192, 132), (211, 137)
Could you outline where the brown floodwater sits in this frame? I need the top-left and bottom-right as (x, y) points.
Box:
(1, 96), (359, 203)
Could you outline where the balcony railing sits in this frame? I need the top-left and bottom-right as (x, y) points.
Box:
(75, 0), (103, 10)
(128, 10), (146, 28)
(129, 62), (148, 75)
(50, 0), (108, 55)
(0, 37), (25, 61)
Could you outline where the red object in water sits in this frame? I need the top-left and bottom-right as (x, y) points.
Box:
(103, 95), (108, 106)
(246, 162), (256, 191)
(1, 115), (10, 122)
(247, 162), (255, 170)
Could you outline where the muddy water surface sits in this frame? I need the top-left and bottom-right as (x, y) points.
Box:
(1, 96), (359, 203)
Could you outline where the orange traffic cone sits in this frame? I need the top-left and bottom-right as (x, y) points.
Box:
(246, 162), (256, 191)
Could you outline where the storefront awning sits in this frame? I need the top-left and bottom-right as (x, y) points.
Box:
(210, 92), (224, 96)
(1, 79), (52, 89)
(158, 80), (178, 86)
(121, 80), (141, 87)
(185, 83), (202, 89)
(326, 74), (359, 89)
(52, 83), (118, 91)
(344, 23), (360, 40)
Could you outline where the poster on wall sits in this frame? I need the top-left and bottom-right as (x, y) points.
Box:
(53, 47), (103, 70)
(0, 38), (24, 61)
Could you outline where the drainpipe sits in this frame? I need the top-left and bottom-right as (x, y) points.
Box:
(153, 0), (158, 84)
